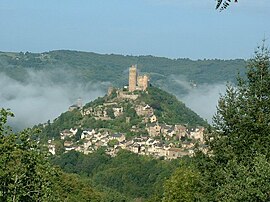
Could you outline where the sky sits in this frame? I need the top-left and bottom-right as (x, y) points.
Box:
(0, 0), (270, 59)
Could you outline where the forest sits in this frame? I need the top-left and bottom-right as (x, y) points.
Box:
(0, 50), (246, 96)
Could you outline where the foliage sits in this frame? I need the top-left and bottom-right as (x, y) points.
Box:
(0, 108), (58, 201)
(210, 44), (270, 162)
(55, 172), (103, 202)
(216, 0), (238, 11)
(107, 139), (119, 147)
(38, 110), (82, 140)
(0, 50), (246, 97)
(162, 164), (206, 202)
(106, 107), (115, 119)
(213, 155), (270, 201)
(141, 86), (208, 126)
(51, 148), (111, 176)
(52, 149), (179, 200)
(197, 43), (270, 201)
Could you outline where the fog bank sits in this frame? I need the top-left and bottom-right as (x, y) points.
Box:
(0, 70), (107, 131)
(170, 75), (227, 124)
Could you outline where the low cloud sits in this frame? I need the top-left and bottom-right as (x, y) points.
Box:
(181, 83), (227, 124)
(170, 75), (227, 124)
(0, 70), (107, 131)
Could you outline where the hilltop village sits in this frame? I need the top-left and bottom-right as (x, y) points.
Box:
(47, 65), (207, 159)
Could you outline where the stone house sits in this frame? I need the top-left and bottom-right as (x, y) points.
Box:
(147, 123), (161, 137)
(60, 129), (75, 140)
(166, 148), (187, 159)
(150, 115), (157, 123)
(81, 129), (96, 140)
(174, 125), (188, 140)
(190, 127), (205, 142)
(113, 107), (124, 117)
(135, 104), (154, 116)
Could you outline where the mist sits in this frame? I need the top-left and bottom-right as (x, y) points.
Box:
(170, 75), (227, 124)
(0, 70), (107, 131)
(0, 69), (228, 130)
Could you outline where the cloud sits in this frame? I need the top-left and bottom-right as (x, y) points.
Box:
(169, 75), (227, 124)
(0, 70), (107, 131)
(0, 68), (228, 130)
(181, 83), (226, 124)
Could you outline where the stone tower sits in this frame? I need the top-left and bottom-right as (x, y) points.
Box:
(129, 65), (137, 92)
(137, 75), (149, 91)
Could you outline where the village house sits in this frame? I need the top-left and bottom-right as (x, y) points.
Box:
(130, 142), (141, 153)
(103, 102), (118, 106)
(166, 148), (189, 159)
(82, 107), (92, 116)
(181, 141), (195, 149)
(60, 129), (76, 140)
(190, 127), (205, 142)
(112, 107), (124, 117)
(147, 123), (161, 137)
(135, 104), (154, 116)
(64, 141), (73, 147)
(81, 129), (96, 140)
(48, 144), (56, 155)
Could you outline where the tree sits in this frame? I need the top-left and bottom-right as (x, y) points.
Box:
(216, 0), (238, 11)
(162, 164), (206, 202)
(201, 43), (270, 200)
(210, 43), (270, 161)
(0, 108), (59, 201)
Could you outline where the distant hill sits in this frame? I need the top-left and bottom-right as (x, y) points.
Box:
(0, 50), (246, 95)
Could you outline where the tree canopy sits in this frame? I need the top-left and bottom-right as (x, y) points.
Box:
(216, 0), (238, 11)
(0, 108), (58, 201)
(203, 43), (270, 200)
(162, 43), (270, 201)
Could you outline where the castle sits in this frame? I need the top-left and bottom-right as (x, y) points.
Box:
(129, 65), (149, 92)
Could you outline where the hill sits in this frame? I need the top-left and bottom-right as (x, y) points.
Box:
(0, 50), (246, 95)
(35, 85), (207, 200)
(37, 85), (207, 156)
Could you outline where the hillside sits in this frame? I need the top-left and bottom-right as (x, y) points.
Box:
(0, 50), (246, 95)
(36, 85), (208, 200)
(37, 85), (207, 157)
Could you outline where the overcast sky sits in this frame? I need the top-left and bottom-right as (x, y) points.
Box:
(0, 0), (269, 59)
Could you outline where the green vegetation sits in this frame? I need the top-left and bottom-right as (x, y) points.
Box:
(0, 109), (135, 201)
(107, 139), (119, 147)
(37, 110), (83, 139)
(162, 44), (270, 201)
(163, 164), (205, 202)
(37, 84), (206, 143)
(0, 50), (246, 96)
(51, 149), (179, 200)
(141, 86), (207, 126)
(200, 44), (270, 201)
(0, 109), (58, 201)
(1, 45), (270, 201)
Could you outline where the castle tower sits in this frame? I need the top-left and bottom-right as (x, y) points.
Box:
(142, 75), (149, 90)
(137, 75), (149, 91)
(129, 65), (137, 92)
